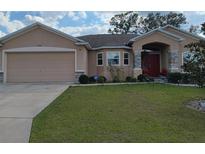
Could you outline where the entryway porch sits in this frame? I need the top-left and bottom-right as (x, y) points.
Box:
(141, 42), (169, 77)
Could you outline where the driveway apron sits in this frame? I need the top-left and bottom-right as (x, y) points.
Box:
(0, 84), (68, 143)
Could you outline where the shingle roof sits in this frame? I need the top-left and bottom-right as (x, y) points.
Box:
(77, 34), (138, 48)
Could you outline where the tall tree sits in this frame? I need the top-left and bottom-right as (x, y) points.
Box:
(108, 11), (142, 34)
(108, 12), (187, 34)
(189, 25), (200, 34)
(201, 22), (205, 35)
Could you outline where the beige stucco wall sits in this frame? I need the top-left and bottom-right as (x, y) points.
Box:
(164, 27), (200, 46)
(2, 28), (77, 49)
(132, 31), (180, 51)
(76, 46), (88, 73)
(88, 51), (99, 76)
(0, 47), (2, 71)
(0, 27), (88, 74)
(88, 48), (133, 80)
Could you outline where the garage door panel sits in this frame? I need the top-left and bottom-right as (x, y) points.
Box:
(7, 52), (75, 82)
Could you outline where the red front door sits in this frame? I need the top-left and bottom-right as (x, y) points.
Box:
(142, 53), (160, 77)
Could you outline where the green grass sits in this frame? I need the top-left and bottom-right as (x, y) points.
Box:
(30, 84), (205, 143)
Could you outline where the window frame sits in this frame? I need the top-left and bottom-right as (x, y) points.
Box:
(106, 51), (121, 66)
(123, 51), (130, 66)
(96, 52), (103, 66)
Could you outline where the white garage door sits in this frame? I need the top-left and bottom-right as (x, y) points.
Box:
(6, 52), (75, 83)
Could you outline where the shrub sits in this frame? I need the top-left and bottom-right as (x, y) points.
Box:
(167, 72), (182, 83)
(183, 41), (205, 87)
(137, 74), (144, 82)
(113, 76), (120, 83)
(89, 76), (96, 83)
(130, 77), (137, 82)
(126, 76), (137, 82)
(102, 76), (107, 82)
(181, 73), (192, 84)
(126, 76), (132, 82)
(79, 74), (89, 84)
(167, 72), (193, 84)
(137, 74), (153, 82)
(97, 76), (107, 83)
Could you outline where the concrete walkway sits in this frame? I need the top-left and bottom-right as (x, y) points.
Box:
(0, 84), (68, 143)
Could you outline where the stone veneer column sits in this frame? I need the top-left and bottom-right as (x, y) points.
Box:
(168, 51), (180, 72)
(133, 50), (142, 77)
(0, 72), (3, 82)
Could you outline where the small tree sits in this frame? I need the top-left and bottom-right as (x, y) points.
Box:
(189, 25), (200, 34)
(106, 64), (124, 82)
(201, 22), (205, 35)
(183, 41), (205, 87)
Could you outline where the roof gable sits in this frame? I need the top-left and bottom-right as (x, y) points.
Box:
(129, 28), (184, 43)
(162, 25), (204, 41)
(0, 22), (86, 44)
(129, 25), (205, 44)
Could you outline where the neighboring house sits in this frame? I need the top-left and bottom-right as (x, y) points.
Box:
(0, 22), (202, 83)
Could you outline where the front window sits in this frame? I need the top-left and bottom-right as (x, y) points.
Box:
(107, 52), (120, 66)
(97, 52), (103, 66)
(123, 52), (129, 65)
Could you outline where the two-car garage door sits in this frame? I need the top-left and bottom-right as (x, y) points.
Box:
(6, 52), (75, 83)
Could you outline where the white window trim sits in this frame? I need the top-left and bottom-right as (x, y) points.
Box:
(96, 52), (103, 66)
(106, 51), (121, 66)
(123, 51), (130, 66)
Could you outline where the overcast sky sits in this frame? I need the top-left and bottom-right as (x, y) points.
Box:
(0, 11), (205, 37)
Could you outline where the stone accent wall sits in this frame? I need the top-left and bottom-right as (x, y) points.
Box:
(168, 51), (179, 72)
(0, 72), (3, 82)
(133, 51), (142, 77)
(134, 52), (141, 69)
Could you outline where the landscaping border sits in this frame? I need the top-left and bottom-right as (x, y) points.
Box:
(71, 82), (199, 87)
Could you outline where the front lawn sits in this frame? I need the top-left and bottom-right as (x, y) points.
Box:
(30, 84), (205, 142)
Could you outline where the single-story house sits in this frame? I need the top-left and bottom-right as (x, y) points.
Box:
(0, 22), (202, 83)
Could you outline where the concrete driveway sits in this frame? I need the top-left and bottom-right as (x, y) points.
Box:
(0, 84), (69, 143)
